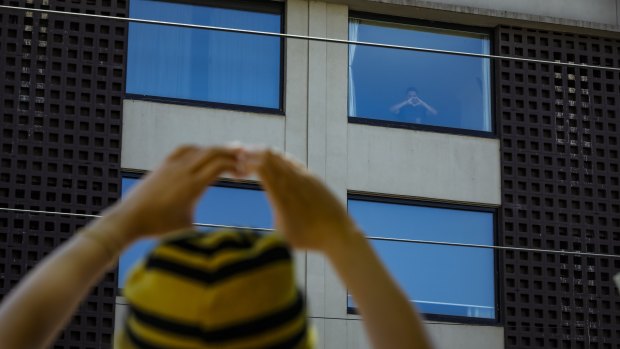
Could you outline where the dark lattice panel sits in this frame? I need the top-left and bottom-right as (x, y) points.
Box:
(0, 0), (127, 347)
(497, 26), (620, 349)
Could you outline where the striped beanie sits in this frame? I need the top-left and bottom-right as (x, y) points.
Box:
(115, 229), (314, 349)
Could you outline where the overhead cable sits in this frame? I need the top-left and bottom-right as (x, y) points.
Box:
(2, 207), (619, 259)
(1, 5), (620, 72)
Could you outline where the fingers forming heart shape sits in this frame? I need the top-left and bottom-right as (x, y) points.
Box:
(107, 144), (358, 252)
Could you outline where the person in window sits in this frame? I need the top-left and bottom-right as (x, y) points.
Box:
(390, 87), (438, 124)
(0, 145), (434, 349)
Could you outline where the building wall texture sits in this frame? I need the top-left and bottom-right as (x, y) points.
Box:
(496, 26), (620, 348)
(355, 0), (620, 34)
(0, 0), (127, 347)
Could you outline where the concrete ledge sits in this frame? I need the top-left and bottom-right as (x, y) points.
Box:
(347, 123), (501, 206)
(329, 0), (620, 37)
(121, 99), (285, 171)
(310, 316), (504, 349)
(426, 320), (504, 349)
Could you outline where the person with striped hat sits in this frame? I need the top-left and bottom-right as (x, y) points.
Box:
(0, 145), (433, 349)
(116, 229), (313, 349)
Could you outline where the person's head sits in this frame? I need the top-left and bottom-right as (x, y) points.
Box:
(406, 87), (418, 98)
(115, 229), (314, 348)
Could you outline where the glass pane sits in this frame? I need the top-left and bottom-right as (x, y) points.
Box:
(127, 0), (281, 109)
(118, 177), (272, 287)
(348, 199), (495, 319)
(349, 19), (492, 132)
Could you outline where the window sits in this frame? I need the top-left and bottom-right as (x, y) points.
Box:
(127, 0), (283, 110)
(348, 196), (496, 321)
(348, 15), (492, 134)
(118, 176), (272, 288)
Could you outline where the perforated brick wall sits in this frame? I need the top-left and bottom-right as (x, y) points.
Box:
(0, 0), (127, 347)
(497, 26), (620, 348)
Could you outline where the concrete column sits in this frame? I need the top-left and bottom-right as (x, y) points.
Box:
(285, 0), (310, 164)
(306, 0), (329, 322)
(285, 0), (311, 296)
(305, 0), (350, 323)
(307, 1), (328, 179)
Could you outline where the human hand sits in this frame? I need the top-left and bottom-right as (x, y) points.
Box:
(409, 96), (421, 106)
(243, 148), (360, 252)
(89, 145), (243, 246)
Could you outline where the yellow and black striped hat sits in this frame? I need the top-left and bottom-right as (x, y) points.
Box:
(115, 229), (314, 349)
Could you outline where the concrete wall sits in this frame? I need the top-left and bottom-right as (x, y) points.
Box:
(120, 100), (286, 171)
(436, 0), (616, 24)
(337, 0), (620, 36)
(347, 124), (501, 205)
(366, 0), (620, 26)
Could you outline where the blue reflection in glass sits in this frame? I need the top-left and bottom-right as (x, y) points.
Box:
(348, 19), (492, 132)
(348, 199), (495, 319)
(127, 0), (281, 109)
(118, 177), (272, 288)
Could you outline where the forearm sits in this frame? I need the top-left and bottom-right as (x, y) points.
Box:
(0, 145), (239, 349)
(390, 100), (408, 113)
(0, 218), (131, 349)
(421, 101), (437, 114)
(325, 231), (433, 349)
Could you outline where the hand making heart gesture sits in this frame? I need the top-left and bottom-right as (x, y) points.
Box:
(95, 144), (361, 256)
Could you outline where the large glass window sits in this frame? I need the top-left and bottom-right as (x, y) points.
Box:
(348, 197), (496, 320)
(127, 0), (282, 110)
(348, 16), (492, 133)
(118, 176), (272, 288)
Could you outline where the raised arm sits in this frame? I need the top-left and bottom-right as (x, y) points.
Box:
(0, 145), (241, 349)
(0, 218), (127, 349)
(247, 149), (434, 349)
(417, 97), (438, 115)
(390, 97), (412, 114)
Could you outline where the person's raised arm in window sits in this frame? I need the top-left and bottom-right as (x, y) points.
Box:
(390, 87), (437, 116)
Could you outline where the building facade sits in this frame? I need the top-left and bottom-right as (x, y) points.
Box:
(1, 0), (620, 348)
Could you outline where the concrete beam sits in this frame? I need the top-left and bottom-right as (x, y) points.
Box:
(327, 0), (620, 37)
(370, 0), (617, 26)
(121, 99), (285, 171)
(312, 316), (504, 349)
(347, 124), (501, 206)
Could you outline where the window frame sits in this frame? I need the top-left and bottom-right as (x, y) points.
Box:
(122, 170), (265, 191)
(347, 192), (501, 325)
(347, 11), (497, 138)
(125, 0), (286, 115)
